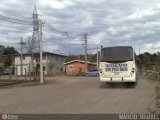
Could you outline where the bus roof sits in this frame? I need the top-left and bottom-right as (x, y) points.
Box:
(102, 46), (133, 49)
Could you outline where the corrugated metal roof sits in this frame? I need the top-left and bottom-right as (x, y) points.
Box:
(64, 60), (96, 65)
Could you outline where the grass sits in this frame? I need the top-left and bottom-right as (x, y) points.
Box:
(138, 75), (160, 113)
(0, 79), (57, 89)
(151, 77), (160, 81)
(0, 80), (24, 86)
(144, 75), (160, 113)
(0, 79), (41, 89)
(142, 75), (160, 81)
(152, 85), (160, 114)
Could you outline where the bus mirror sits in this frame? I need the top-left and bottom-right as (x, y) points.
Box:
(136, 57), (139, 63)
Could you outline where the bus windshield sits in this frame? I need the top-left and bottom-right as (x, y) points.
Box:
(101, 46), (133, 62)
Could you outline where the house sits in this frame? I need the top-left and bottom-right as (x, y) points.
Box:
(0, 55), (15, 75)
(64, 60), (97, 76)
(14, 51), (67, 76)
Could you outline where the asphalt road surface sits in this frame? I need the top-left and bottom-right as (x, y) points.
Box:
(0, 76), (157, 114)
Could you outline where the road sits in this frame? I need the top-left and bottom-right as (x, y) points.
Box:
(0, 76), (157, 114)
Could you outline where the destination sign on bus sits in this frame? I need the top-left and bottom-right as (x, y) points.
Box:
(105, 64), (128, 72)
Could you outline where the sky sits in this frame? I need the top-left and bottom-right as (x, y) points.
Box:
(0, 0), (160, 55)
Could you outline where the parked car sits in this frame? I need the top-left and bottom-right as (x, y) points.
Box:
(3, 67), (12, 75)
(86, 69), (99, 77)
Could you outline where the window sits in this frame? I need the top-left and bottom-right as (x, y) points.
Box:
(57, 66), (59, 71)
(35, 56), (40, 63)
(60, 67), (63, 72)
(43, 55), (46, 60)
(101, 46), (133, 62)
(68, 65), (74, 70)
(43, 66), (46, 71)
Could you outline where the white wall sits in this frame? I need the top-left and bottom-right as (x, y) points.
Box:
(15, 55), (45, 75)
(15, 56), (32, 65)
(16, 65), (29, 75)
(14, 54), (65, 75)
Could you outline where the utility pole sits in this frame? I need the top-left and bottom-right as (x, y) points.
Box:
(78, 55), (80, 75)
(97, 46), (99, 69)
(85, 33), (88, 73)
(100, 45), (103, 63)
(20, 37), (23, 76)
(16, 37), (26, 76)
(39, 21), (44, 84)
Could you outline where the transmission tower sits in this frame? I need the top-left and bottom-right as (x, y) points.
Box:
(31, 5), (40, 52)
(30, 5), (40, 78)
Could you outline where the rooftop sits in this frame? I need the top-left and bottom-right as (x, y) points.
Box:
(64, 60), (97, 65)
(0, 51), (67, 57)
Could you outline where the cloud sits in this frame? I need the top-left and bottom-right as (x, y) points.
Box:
(128, 8), (155, 20)
(0, 0), (160, 54)
(39, 0), (65, 9)
(38, 0), (74, 9)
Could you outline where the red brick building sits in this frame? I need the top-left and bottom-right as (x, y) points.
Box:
(64, 60), (97, 75)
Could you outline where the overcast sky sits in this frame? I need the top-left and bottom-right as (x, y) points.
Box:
(0, 0), (160, 55)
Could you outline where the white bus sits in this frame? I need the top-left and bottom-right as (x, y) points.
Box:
(99, 46), (138, 84)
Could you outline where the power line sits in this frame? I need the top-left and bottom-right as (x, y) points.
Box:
(0, 14), (32, 23)
(45, 23), (84, 40)
(45, 23), (68, 36)
(46, 43), (84, 46)
(43, 38), (83, 43)
(0, 14), (32, 26)
(0, 23), (31, 28)
(0, 18), (32, 26)
(0, 28), (32, 32)
(87, 47), (99, 50)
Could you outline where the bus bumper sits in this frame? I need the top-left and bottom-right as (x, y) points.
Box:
(100, 77), (136, 82)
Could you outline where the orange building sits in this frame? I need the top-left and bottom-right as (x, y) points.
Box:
(64, 60), (97, 76)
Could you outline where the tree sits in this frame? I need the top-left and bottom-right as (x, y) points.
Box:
(4, 54), (12, 67)
(65, 53), (97, 63)
(137, 52), (160, 74)
(0, 45), (5, 55)
(2, 47), (19, 67)
(2, 47), (19, 55)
